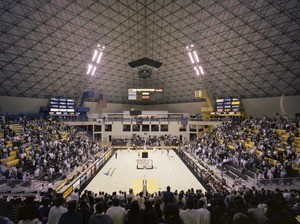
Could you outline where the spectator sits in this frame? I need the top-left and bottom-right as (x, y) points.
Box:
(141, 200), (157, 224)
(106, 197), (127, 224)
(58, 200), (83, 224)
(78, 200), (92, 224)
(17, 204), (42, 224)
(88, 202), (112, 224)
(161, 186), (176, 210)
(179, 198), (200, 224)
(164, 204), (182, 224)
(47, 197), (67, 224)
(39, 197), (51, 224)
(265, 198), (298, 224)
(126, 200), (142, 224)
(232, 213), (250, 224)
(0, 201), (14, 224)
(197, 200), (210, 224)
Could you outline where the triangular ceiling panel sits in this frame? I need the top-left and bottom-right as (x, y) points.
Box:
(0, 0), (299, 104)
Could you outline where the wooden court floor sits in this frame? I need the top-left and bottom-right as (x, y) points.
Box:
(85, 149), (206, 195)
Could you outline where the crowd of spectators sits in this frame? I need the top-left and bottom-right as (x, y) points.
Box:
(0, 118), (105, 184)
(185, 116), (300, 183)
(0, 185), (299, 224)
(162, 135), (180, 146)
(0, 115), (300, 223)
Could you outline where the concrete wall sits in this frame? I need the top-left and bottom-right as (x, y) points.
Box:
(242, 95), (300, 118)
(0, 95), (299, 118)
(85, 101), (206, 114)
(144, 102), (206, 114)
(101, 121), (188, 141)
(0, 96), (48, 113)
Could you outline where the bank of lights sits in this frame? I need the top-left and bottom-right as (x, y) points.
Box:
(186, 44), (204, 76)
(87, 44), (105, 76)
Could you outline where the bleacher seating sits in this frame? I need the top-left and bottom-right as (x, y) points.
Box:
(224, 164), (248, 180)
(6, 159), (19, 167)
(216, 165), (238, 180)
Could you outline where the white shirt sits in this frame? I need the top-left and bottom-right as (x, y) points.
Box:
(106, 206), (127, 224)
(179, 209), (201, 224)
(47, 205), (67, 224)
(198, 208), (210, 224)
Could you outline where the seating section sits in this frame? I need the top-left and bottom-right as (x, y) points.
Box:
(0, 119), (105, 183)
(191, 116), (299, 184)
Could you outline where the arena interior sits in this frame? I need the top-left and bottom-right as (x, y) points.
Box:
(0, 1), (300, 224)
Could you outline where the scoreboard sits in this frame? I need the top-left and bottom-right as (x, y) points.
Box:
(128, 88), (163, 101)
(216, 98), (240, 112)
(49, 98), (75, 113)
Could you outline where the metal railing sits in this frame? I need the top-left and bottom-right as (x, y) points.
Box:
(0, 179), (49, 196)
(255, 177), (300, 189)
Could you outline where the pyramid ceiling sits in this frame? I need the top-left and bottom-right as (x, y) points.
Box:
(0, 0), (299, 105)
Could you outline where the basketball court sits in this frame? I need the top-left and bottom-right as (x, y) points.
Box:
(84, 149), (206, 195)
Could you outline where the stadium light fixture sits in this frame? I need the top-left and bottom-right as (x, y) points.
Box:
(96, 52), (103, 64)
(188, 52), (195, 64)
(193, 51), (199, 63)
(194, 67), (200, 76)
(86, 44), (105, 76)
(92, 50), (98, 62)
(91, 66), (97, 76)
(186, 44), (205, 76)
(87, 64), (92, 75)
(199, 66), (204, 75)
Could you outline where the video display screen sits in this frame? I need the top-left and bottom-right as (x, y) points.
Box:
(216, 98), (240, 112)
(50, 98), (75, 113)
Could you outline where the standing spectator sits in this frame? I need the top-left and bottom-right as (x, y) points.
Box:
(264, 198), (298, 224)
(161, 186), (176, 210)
(164, 204), (182, 224)
(39, 197), (51, 224)
(78, 200), (92, 224)
(126, 201), (142, 224)
(197, 200), (210, 224)
(18, 204), (42, 224)
(0, 201), (14, 224)
(88, 202), (112, 224)
(232, 213), (250, 224)
(127, 189), (136, 202)
(70, 189), (80, 202)
(141, 200), (157, 224)
(247, 200), (266, 224)
(136, 192), (145, 210)
(179, 199), (201, 224)
(58, 200), (83, 224)
(47, 197), (67, 224)
(106, 197), (127, 224)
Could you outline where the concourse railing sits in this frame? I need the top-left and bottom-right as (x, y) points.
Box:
(255, 177), (300, 189)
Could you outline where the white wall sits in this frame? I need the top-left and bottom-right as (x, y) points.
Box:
(242, 95), (300, 118)
(0, 96), (48, 113)
(144, 102), (207, 114)
(0, 95), (299, 119)
(85, 102), (146, 113)
(95, 120), (189, 142)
